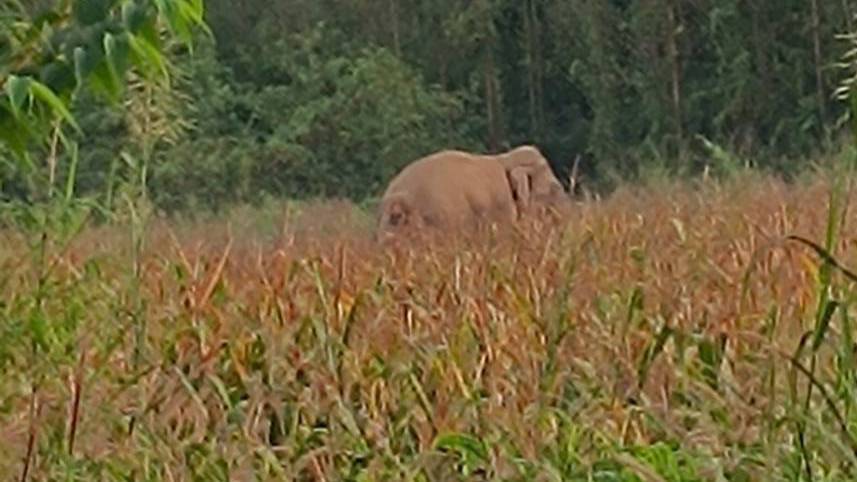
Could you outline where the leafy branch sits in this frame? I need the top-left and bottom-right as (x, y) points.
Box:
(0, 0), (209, 159)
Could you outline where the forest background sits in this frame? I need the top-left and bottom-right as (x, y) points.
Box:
(4, 0), (857, 215)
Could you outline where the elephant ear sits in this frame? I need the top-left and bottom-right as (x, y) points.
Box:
(508, 166), (532, 213)
(382, 195), (412, 228)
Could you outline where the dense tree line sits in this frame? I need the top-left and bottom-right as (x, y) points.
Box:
(4, 0), (857, 213)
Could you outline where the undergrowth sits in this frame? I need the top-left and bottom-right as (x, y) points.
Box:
(2, 173), (857, 481)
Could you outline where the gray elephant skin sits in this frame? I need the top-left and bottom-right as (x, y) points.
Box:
(376, 145), (570, 240)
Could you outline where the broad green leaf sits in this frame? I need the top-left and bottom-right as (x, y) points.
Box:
(153, 0), (178, 30)
(89, 60), (122, 103)
(28, 79), (79, 131)
(186, 0), (205, 22)
(5, 75), (30, 118)
(104, 31), (131, 81)
(126, 32), (169, 82)
(180, 0), (211, 36)
(74, 40), (106, 81)
(138, 11), (161, 45)
(154, 0), (194, 46)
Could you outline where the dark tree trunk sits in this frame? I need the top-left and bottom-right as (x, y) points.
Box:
(810, 0), (827, 124)
(666, 0), (683, 144)
(484, 51), (501, 151)
(390, 0), (402, 57)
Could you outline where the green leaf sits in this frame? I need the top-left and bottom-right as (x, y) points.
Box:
(698, 333), (727, 390)
(103, 32), (118, 75)
(153, 0), (209, 47)
(180, 0), (211, 36)
(625, 286), (644, 327)
(838, 307), (855, 393)
(122, 1), (150, 31)
(433, 432), (489, 475)
(89, 59), (122, 103)
(812, 300), (839, 352)
(73, 46), (88, 85)
(104, 31), (132, 81)
(637, 324), (673, 388)
(27, 311), (49, 351)
(153, 0), (187, 42)
(126, 32), (169, 82)
(185, 0), (205, 23)
(62, 134), (79, 201)
(28, 79), (79, 131)
(6, 75), (31, 118)
(0, 109), (33, 156)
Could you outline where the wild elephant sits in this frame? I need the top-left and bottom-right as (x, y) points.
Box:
(376, 144), (571, 240)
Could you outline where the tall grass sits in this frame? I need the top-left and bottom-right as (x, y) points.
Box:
(2, 172), (857, 481)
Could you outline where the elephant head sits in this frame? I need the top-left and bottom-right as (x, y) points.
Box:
(497, 145), (570, 217)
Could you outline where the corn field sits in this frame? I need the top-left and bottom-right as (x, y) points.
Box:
(3, 173), (857, 481)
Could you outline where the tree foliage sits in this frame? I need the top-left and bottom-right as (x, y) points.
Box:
(3, 0), (857, 213)
(0, 0), (207, 157)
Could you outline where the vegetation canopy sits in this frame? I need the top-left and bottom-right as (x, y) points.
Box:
(5, 0), (857, 210)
